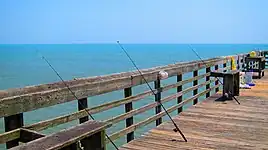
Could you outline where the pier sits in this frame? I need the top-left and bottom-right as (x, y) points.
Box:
(121, 74), (268, 149)
(1, 51), (268, 149)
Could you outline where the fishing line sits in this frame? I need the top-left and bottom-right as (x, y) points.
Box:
(188, 45), (240, 105)
(116, 41), (187, 142)
(37, 51), (119, 150)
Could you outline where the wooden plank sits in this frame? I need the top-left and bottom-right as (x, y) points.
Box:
(24, 73), (211, 132)
(124, 87), (134, 143)
(11, 121), (111, 150)
(186, 106), (268, 121)
(4, 113), (24, 149)
(154, 79), (162, 126)
(19, 129), (45, 143)
(177, 74), (182, 114)
(179, 111), (268, 129)
(0, 129), (20, 144)
(146, 128), (268, 150)
(0, 58), (224, 118)
(107, 84), (219, 143)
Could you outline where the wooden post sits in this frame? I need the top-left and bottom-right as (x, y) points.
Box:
(206, 67), (211, 98)
(78, 98), (89, 150)
(241, 55), (244, 70)
(237, 56), (240, 70)
(223, 75), (234, 100)
(80, 131), (106, 150)
(124, 87), (134, 142)
(78, 98), (89, 123)
(193, 70), (198, 105)
(154, 79), (162, 126)
(214, 65), (219, 93)
(62, 144), (79, 150)
(4, 113), (24, 149)
(177, 74), (182, 114)
(223, 62), (227, 71)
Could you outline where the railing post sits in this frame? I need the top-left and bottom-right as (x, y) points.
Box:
(81, 131), (106, 150)
(124, 87), (134, 142)
(223, 61), (227, 71)
(214, 65), (219, 93)
(177, 74), (182, 114)
(193, 70), (198, 105)
(154, 79), (162, 126)
(206, 67), (211, 98)
(241, 55), (244, 70)
(4, 113), (24, 149)
(237, 55), (240, 70)
(78, 98), (89, 150)
(78, 98), (89, 123)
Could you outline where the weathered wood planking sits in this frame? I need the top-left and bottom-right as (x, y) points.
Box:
(107, 84), (220, 143)
(120, 70), (268, 150)
(105, 78), (218, 125)
(0, 58), (226, 118)
(19, 129), (45, 143)
(23, 73), (211, 131)
(0, 58), (222, 99)
(0, 73), (214, 143)
(0, 53), (251, 149)
(10, 121), (111, 150)
(0, 129), (20, 144)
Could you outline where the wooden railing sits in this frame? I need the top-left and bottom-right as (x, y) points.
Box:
(0, 53), (248, 149)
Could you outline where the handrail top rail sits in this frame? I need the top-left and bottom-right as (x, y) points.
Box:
(0, 56), (233, 100)
(0, 54), (246, 118)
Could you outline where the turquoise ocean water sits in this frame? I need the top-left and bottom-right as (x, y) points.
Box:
(0, 44), (267, 149)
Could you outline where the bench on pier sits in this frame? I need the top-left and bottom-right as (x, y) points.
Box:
(210, 70), (239, 100)
(245, 56), (265, 79)
(10, 120), (111, 150)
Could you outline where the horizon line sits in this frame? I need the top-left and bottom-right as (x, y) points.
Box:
(1, 43), (268, 45)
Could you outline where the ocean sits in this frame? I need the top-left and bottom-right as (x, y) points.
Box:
(0, 44), (266, 149)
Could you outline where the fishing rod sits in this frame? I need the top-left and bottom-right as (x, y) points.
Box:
(117, 41), (187, 142)
(188, 45), (240, 105)
(38, 52), (119, 150)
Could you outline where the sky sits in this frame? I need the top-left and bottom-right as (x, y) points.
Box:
(0, 0), (268, 44)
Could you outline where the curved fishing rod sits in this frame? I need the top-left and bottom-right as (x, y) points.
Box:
(117, 41), (187, 142)
(38, 52), (119, 150)
(188, 45), (240, 105)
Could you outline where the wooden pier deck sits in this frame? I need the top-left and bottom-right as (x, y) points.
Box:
(121, 71), (268, 150)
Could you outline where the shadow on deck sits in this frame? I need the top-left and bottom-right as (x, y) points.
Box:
(121, 71), (268, 150)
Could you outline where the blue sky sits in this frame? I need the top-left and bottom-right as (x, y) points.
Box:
(0, 0), (267, 44)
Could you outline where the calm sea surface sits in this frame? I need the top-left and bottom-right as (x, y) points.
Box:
(0, 44), (266, 149)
